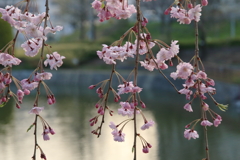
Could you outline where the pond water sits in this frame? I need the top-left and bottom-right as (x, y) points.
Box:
(0, 71), (240, 160)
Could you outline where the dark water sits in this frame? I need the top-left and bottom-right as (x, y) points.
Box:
(0, 72), (240, 160)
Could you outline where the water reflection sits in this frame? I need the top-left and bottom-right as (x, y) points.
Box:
(0, 84), (240, 160)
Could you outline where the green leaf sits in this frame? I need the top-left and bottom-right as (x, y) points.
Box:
(0, 102), (7, 108)
(217, 103), (228, 112)
(27, 124), (35, 132)
(101, 2), (105, 8)
(132, 146), (135, 153)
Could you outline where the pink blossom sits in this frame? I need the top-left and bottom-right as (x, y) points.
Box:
(21, 79), (39, 91)
(21, 38), (42, 57)
(179, 86), (193, 100)
(91, 0), (102, 11)
(21, 12), (46, 25)
(93, 0), (136, 22)
(196, 70), (207, 79)
(141, 120), (155, 130)
(117, 81), (142, 95)
(44, 26), (63, 35)
(24, 23), (44, 38)
(188, 4), (202, 22)
(0, 53), (21, 67)
(201, 120), (213, 126)
(183, 103), (193, 112)
(109, 122), (117, 129)
(35, 72), (52, 81)
(111, 129), (125, 142)
(169, 40), (179, 56)
(29, 107), (44, 114)
(206, 78), (215, 86)
(118, 101), (134, 117)
(140, 59), (157, 71)
(184, 129), (199, 140)
(214, 115), (222, 127)
(44, 52), (65, 70)
(199, 83), (216, 94)
(170, 62), (193, 80)
(156, 48), (172, 62)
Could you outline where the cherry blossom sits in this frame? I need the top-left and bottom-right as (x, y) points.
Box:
(117, 81), (142, 95)
(213, 115), (222, 127)
(44, 26), (63, 35)
(118, 101), (135, 117)
(188, 5), (202, 22)
(0, 53), (21, 67)
(169, 4), (202, 24)
(184, 129), (199, 140)
(92, 0), (136, 22)
(141, 120), (155, 130)
(201, 120), (213, 127)
(109, 122), (117, 129)
(44, 52), (65, 70)
(183, 103), (193, 112)
(21, 79), (39, 91)
(111, 129), (125, 142)
(29, 107), (44, 114)
(170, 62), (193, 80)
(140, 59), (157, 71)
(35, 72), (52, 81)
(21, 38), (43, 57)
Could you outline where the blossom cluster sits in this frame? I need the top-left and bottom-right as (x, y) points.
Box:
(97, 37), (155, 65)
(169, 4), (202, 24)
(165, 0), (209, 24)
(140, 40), (179, 71)
(0, 52), (21, 67)
(92, 0), (136, 22)
(170, 63), (216, 110)
(0, 5), (64, 70)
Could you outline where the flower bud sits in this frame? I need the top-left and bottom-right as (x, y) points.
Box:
(88, 85), (96, 89)
(24, 89), (30, 95)
(201, 0), (208, 6)
(142, 146), (149, 153)
(188, 3), (193, 9)
(16, 103), (21, 109)
(48, 97), (53, 105)
(164, 8), (171, 15)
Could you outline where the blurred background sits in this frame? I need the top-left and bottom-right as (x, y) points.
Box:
(0, 0), (240, 160)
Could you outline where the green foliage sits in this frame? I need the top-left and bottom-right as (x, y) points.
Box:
(0, 17), (13, 49)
